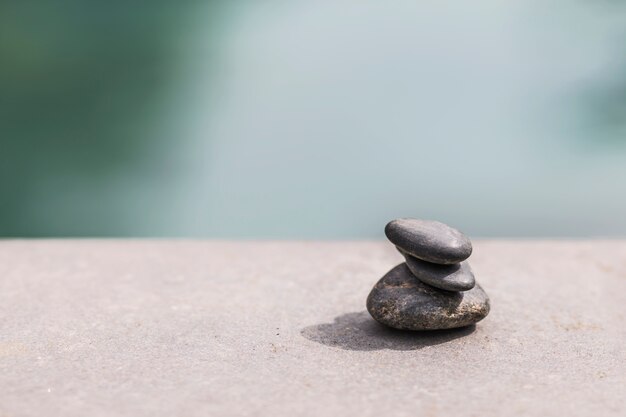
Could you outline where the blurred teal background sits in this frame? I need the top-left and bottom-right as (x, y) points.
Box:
(2, 1), (626, 238)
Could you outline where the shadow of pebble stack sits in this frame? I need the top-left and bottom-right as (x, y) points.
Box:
(366, 218), (490, 330)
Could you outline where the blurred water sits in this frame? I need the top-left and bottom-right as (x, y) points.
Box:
(1, 1), (626, 237)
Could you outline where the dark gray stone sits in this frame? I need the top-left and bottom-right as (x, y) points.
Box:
(401, 249), (475, 291)
(366, 264), (490, 330)
(385, 218), (472, 264)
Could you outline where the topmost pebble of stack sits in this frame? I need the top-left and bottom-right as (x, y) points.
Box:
(385, 218), (472, 265)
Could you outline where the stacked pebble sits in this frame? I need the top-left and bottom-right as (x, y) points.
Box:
(366, 218), (490, 330)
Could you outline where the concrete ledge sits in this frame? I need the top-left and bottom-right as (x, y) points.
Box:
(0, 240), (625, 416)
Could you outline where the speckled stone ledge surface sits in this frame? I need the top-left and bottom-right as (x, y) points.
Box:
(0, 240), (625, 417)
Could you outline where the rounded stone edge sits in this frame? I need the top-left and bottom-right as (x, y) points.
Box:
(403, 254), (476, 292)
(384, 218), (473, 265)
(366, 264), (490, 331)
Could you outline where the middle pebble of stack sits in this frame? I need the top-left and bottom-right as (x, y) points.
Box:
(366, 218), (490, 330)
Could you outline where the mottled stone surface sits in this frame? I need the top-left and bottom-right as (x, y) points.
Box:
(367, 263), (489, 330)
(402, 250), (476, 291)
(385, 218), (472, 264)
(1, 240), (626, 417)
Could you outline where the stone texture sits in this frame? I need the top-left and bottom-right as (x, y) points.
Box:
(1, 240), (625, 417)
(366, 263), (489, 330)
(402, 250), (476, 291)
(384, 218), (472, 264)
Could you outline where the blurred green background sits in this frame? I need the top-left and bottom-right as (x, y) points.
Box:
(1, 1), (626, 238)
